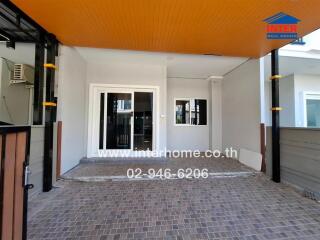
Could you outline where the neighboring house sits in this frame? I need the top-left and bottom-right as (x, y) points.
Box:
(263, 30), (320, 128)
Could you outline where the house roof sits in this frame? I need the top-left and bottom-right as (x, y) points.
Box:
(11, 0), (320, 58)
(264, 12), (301, 24)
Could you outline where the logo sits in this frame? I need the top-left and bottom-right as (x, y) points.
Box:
(264, 12), (300, 39)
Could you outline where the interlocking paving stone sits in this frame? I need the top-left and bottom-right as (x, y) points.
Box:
(27, 158), (320, 240)
(64, 157), (251, 178)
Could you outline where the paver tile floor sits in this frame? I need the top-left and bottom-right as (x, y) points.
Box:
(27, 158), (320, 240)
(64, 157), (251, 178)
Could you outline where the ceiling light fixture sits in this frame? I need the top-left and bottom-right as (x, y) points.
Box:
(208, 76), (223, 79)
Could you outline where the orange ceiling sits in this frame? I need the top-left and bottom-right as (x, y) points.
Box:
(12, 0), (320, 58)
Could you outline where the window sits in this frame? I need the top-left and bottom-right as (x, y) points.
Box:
(304, 93), (320, 128)
(175, 100), (190, 124)
(175, 98), (207, 125)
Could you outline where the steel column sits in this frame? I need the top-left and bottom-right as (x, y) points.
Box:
(43, 37), (58, 192)
(271, 49), (281, 183)
(33, 39), (45, 125)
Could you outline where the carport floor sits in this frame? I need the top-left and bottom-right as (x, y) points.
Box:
(64, 157), (252, 178)
(27, 158), (320, 240)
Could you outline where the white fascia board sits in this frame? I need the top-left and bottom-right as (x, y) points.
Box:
(279, 49), (320, 60)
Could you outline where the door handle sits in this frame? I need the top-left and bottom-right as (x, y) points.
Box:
(24, 165), (34, 189)
(26, 184), (34, 190)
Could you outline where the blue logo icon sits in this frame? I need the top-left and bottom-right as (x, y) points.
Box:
(264, 12), (300, 39)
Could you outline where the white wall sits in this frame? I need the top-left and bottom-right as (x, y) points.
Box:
(264, 73), (296, 128)
(211, 79), (222, 151)
(57, 47), (187, 171)
(0, 43), (35, 65)
(0, 43), (35, 125)
(57, 46), (87, 173)
(84, 49), (167, 154)
(0, 59), (31, 124)
(222, 59), (262, 156)
(280, 74), (296, 127)
(167, 77), (210, 151)
(264, 79), (272, 127)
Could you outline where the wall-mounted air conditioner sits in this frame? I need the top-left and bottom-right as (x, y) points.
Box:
(10, 64), (34, 86)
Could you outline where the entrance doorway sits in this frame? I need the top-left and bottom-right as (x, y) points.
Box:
(88, 85), (158, 157)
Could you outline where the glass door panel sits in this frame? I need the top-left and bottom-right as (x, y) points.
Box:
(134, 92), (153, 150)
(106, 93), (132, 149)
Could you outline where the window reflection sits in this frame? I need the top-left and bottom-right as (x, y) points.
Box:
(306, 99), (320, 127)
(175, 99), (207, 125)
(175, 100), (190, 124)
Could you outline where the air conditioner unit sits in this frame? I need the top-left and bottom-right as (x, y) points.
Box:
(10, 64), (34, 85)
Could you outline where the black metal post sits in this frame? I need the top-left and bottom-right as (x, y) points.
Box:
(271, 49), (281, 183)
(33, 39), (45, 125)
(43, 36), (58, 192)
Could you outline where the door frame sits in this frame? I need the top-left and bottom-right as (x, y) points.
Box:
(87, 84), (160, 158)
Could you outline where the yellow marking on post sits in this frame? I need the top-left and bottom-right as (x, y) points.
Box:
(269, 75), (282, 80)
(271, 107), (283, 111)
(44, 63), (57, 69)
(43, 102), (57, 107)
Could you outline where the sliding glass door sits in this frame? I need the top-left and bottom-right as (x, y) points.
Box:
(99, 91), (133, 150)
(96, 89), (154, 154)
(134, 92), (153, 150)
(106, 92), (133, 149)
